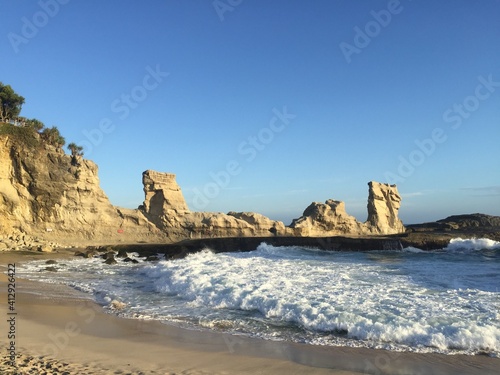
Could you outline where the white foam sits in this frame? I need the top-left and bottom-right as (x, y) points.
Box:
(403, 246), (425, 253)
(445, 237), (500, 252)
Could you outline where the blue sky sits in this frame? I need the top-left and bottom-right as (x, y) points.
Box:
(1, 0), (499, 225)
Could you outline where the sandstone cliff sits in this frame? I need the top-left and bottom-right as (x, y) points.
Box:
(0, 135), (160, 245)
(0, 132), (406, 248)
(290, 182), (405, 236)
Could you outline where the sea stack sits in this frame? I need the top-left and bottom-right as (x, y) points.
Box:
(289, 181), (405, 236)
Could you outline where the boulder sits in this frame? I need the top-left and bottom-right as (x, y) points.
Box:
(290, 200), (365, 236)
(110, 300), (126, 310)
(104, 257), (117, 265)
(38, 245), (53, 253)
(123, 257), (139, 264)
(102, 251), (116, 260)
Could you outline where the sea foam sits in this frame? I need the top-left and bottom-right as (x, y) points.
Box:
(444, 237), (500, 252)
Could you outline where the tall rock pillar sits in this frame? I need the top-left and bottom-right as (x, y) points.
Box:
(141, 170), (189, 226)
(366, 181), (405, 234)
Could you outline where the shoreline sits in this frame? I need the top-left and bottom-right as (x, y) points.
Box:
(1, 250), (499, 374)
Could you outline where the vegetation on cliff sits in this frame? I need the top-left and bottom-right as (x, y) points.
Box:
(0, 82), (81, 152)
(0, 82), (24, 122)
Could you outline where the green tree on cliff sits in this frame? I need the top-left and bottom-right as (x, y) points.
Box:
(25, 118), (45, 132)
(0, 82), (25, 122)
(67, 142), (84, 157)
(41, 126), (65, 147)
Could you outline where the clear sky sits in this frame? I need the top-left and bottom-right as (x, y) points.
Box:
(1, 0), (499, 225)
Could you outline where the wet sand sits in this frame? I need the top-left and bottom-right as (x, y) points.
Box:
(0, 250), (498, 375)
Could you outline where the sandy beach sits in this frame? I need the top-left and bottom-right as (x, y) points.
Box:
(1, 250), (499, 375)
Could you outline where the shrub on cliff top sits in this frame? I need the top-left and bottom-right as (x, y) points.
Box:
(41, 126), (65, 148)
(0, 122), (40, 148)
(0, 83), (76, 151)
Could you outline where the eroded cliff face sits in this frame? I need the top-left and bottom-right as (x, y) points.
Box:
(0, 135), (405, 248)
(289, 182), (405, 236)
(0, 135), (160, 245)
(139, 171), (405, 239)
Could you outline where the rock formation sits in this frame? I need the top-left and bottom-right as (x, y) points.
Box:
(407, 213), (500, 232)
(0, 131), (406, 248)
(140, 170), (189, 228)
(290, 200), (365, 236)
(366, 181), (405, 234)
(139, 170), (286, 239)
(290, 182), (405, 236)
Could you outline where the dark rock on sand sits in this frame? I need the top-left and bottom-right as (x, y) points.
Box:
(123, 257), (139, 264)
(117, 248), (129, 258)
(102, 251), (116, 260)
(104, 257), (117, 265)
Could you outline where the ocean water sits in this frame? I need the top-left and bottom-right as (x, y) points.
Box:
(17, 238), (500, 357)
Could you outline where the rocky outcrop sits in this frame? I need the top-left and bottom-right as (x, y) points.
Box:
(138, 170), (286, 239)
(227, 212), (286, 235)
(407, 213), (500, 233)
(142, 170), (189, 214)
(290, 200), (365, 236)
(437, 214), (500, 229)
(290, 182), (405, 236)
(0, 233), (62, 252)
